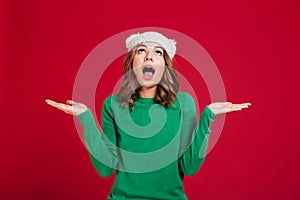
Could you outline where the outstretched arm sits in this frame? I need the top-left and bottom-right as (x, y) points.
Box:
(179, 95), (251, 176)
(45, 98), (117, 177)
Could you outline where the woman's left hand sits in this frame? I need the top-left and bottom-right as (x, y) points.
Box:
(208, 102), (251, 116)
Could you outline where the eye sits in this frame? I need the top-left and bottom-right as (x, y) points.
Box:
(155, 49), (163, 56)
(137, 48), (146, 54)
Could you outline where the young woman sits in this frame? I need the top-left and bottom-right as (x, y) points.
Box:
(46, 31), (251, 200)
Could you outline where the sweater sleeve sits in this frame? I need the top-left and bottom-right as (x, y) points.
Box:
(178, 93), (215, 176)
(77, 96), (118, 177)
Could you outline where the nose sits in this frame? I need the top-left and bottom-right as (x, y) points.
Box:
(144, 51), (153, 62)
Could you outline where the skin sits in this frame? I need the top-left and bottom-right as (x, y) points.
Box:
(132, 42), (166, 98)
(45, 42), (251, 116)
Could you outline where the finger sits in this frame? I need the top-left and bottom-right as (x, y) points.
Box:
(56, 104), (73, 113)
(239, 103), (251, 107)
(232, 103), (251, 108)
(227, 108), (242, 113)
(240, 104), (251, 109)
(233, 104), (249, 109)
(66, 100), (77, 105)
(45, 99), (57, 105)
(220, 102), (232, 105)
(46, 100), (68, 110)
(228, 105), (250, 112)
(45, 99), (60, 107)
(230, 107), (242, 112)
(238, 102), (251, 106)
(53, 103), (66, 110)
(224, 108), (239, 113)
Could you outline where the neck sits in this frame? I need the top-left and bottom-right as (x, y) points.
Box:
(139, 85), (157, 98)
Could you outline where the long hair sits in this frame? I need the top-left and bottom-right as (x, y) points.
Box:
(118, 46), (180, 109)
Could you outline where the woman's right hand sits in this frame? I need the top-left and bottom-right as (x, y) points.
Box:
(45, 99), (88, 116)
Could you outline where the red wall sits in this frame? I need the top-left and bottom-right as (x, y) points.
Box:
(1, 0), (300, 199)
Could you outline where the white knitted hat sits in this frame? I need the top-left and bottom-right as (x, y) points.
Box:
(125, 31), (176, 59)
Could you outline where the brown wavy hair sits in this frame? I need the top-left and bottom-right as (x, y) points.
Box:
(118, 46), (180, 109)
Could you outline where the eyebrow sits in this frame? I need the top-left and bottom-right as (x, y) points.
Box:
(136, 44), (164, 50)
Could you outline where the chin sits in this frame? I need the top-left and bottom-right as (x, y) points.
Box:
(139, 81), (158, 88)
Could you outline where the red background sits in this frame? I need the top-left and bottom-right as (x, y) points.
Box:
(1, 0), (300, 199)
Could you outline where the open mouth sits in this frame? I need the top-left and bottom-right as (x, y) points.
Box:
(142, 65), (155, 74)
(142, 65), (155, 80)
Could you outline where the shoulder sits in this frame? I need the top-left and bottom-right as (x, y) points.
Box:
(103, 94), (121, 106)
(175, 92), (196, 118)
(176, 92), (195, 106)
(173, 92), (196, 113)
(102, 94), (122, 115)
(176, 91), (193, 99)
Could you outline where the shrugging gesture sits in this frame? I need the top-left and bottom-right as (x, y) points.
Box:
(45, 99), (251, 117)
(45, 31), (252, 200)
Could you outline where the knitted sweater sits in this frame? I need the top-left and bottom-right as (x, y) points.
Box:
(77, 92), (215, 200)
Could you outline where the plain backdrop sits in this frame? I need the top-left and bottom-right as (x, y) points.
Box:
(1, 0), (300, 199)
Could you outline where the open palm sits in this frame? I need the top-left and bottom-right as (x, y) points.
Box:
(208, 102), (251, 116)
(45, 99), (88, 116)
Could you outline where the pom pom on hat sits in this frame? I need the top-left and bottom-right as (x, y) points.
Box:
(126, 31), (176, 59)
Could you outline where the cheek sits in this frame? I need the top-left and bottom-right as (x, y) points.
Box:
(132, 67), (139, 76)
(156, 57), (165, 65)
(155, 57), (165, 70)
(132, 57), (142, 75)
(132, 59), (137, 67)
(156, 66), (166, 77)
(132, 56), (143, 67)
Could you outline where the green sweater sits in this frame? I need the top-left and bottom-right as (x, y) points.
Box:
(77, 92), (215, 200)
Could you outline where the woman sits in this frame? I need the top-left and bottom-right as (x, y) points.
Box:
(46, 31), (251, 199)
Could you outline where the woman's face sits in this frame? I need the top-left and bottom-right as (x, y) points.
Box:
(132, 42), (166, 88)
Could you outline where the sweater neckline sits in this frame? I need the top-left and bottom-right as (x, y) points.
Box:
(138, 97), (155, 104)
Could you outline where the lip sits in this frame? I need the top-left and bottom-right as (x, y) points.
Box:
(142, 64), (155, 80)
(142, 65), (155, 74)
